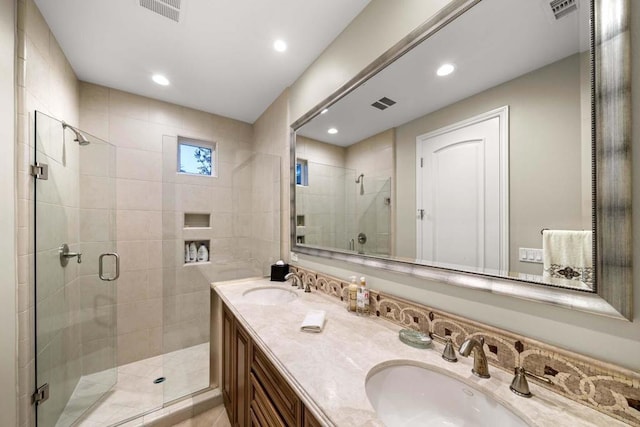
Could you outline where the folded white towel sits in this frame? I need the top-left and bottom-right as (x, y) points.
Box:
(300, 310), (326, 333)
(542, 230), (592, 286)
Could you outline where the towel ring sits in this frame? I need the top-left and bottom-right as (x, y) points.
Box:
(540, 228), (549, 235)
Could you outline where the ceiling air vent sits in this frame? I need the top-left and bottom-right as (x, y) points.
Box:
(140, 0), (182, 22)
(549, 0), (577, 20)
(371, 97), (397, 111)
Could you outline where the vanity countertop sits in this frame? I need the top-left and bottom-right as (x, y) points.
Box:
(212, 277), (627, 427)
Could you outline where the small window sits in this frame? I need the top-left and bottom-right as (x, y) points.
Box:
(296, 158), (308, 186)
(178, 137), (217, 177)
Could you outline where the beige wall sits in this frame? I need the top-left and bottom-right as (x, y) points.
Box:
(0, 0), (17, 425)
(253, 90), (290, 259)
(286, 0), (640, 371)
(15, 0), (82, 425)
(395, 54), (587, 275)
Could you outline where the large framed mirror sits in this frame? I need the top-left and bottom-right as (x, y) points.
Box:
(290, 0), (632, 319)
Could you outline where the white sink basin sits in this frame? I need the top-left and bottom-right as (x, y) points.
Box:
(366, 362), (529, 426)
(242, 286), (298, 305)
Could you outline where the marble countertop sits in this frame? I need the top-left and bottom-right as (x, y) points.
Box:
(212, 277), (627, 427)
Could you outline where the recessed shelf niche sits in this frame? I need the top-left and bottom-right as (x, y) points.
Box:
(184, 213), (210, 229)
(184, 240), (210, 265)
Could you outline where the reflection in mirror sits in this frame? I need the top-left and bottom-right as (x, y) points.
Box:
(294, 0), (596, 291)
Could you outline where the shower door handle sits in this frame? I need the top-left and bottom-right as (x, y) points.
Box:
(99, 253), (120, 281)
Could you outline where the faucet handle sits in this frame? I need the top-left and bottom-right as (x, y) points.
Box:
(510, 367), (532, 398)
(441, 337), (458, 363)
(431, 332), (458, 362)
(510, 367), (553, 398)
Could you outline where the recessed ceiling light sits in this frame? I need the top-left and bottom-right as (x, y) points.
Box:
(327, 128), (338, 134)
(436, 64), (455, 77)
(321, 109), (329, 114)
(273, 39), (287, 52)
(152, 74), (170, 86)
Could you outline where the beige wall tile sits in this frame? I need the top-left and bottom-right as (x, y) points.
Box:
(80, 208), (112, 242)
(116, 210), (162, 241)
(116, 179), (162, 211)
(25, 0), (49, 61)
(109, 115), (159, 152)
(117, 147), (162, 182)
(80, 175), (115, 210)
(117, 297), (162, 335)
(80, 83), (109, 114)
(117, 240), (149, 272)
(149, 98), (184, 128)
(109, 89), (149, 121)
(116, 270), (149, 304)
(117, 329), (150, 365)
(79, 108), (109, 142)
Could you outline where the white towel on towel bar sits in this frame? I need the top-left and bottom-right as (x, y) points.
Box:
(300, 310), (326, 333)
(542, 230), (592, 286)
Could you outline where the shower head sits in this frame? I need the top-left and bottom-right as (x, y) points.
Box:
(356, 173), (364, 195)
(62, 122), (90, 145)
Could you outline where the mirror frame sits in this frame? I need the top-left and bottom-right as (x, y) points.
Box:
(290, 0), (632, 320)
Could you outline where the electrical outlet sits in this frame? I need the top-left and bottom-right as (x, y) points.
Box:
(290, 252), (299, 262)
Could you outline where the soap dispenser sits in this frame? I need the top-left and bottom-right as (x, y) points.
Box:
(347, 276), (358, 312)
(356, 276), (370, 316)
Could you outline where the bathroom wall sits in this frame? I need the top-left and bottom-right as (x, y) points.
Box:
(395, 53), (588, 274)
(253, 90), (290, 260)
(283, 0), (640, 371)
(0, 0), (17, 425)
(15, 0), (82, 425)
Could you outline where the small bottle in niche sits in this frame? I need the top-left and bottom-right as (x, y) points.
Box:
(347, 276), (358, 312)
(197, 243), (209, 262)
(185, 243), (190, 263)
(356, 276), (370, 316)
(188, 242), (197, 262)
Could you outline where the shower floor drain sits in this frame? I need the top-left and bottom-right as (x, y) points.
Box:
(153, 377), (166, 384)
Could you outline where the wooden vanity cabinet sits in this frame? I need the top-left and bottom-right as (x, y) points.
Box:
(222, 303), (250, 426)
(222, 302), (321, 427)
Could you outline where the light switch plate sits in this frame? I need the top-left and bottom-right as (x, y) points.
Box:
(519, 247), (543, 264)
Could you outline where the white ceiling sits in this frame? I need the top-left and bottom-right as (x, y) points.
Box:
(34, 0), (370, 123)
(298, 0), (590, 146)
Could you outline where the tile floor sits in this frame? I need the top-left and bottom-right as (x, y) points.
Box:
(56, 343), (209, 427)
(170, 405), (231, 427)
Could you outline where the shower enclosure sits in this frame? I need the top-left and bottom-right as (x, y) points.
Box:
(295, 160), (391, 255)
(34, 111), (119, 427)
(34, 112), (281, 427)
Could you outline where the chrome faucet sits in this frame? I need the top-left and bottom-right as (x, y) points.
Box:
(458, 336), (490, 378)
(285, 273), (304, 290)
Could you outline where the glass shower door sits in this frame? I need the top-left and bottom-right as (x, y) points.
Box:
(34, 111), (119, 427)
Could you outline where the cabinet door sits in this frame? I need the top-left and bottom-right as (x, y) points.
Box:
(235, 322), (251, 427)
(303, 406), (322, 427)
(222, 304), (235, 424)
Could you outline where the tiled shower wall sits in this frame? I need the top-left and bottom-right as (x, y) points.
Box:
(79, 82), (278, 365)
(345, 129), (394, 256)
(15, 0), (81, 425)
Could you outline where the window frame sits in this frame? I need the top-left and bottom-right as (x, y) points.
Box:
(177, 136), (218, 178)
